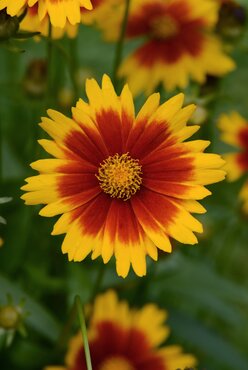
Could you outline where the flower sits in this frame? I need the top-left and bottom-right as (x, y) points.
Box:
(81, 0), (119, 26)
(45, 290), (197, 370)
(0, 0), (93, 28)
(218, 111), (248, 181)
(20, 4), (79, 39)
(122, 0), (235, 95)
(21, 75), (225, 277)
(81, 0), (124, 34)
(218, 112), (248, 213)
(90, 0), (235, 96)
(20, 1), (109, 39)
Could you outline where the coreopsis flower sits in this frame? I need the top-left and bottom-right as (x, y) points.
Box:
(20, 4), (79, 39)
(218, 112), (248, 213)
(45, 290), (197, 370)
(90, 0), (235, 96)
(122, 0), (236, 95)
(218, 112), (248, 181)
(21, 75), (225, 277)
(20, 0), (106, 38)
(0, 0), (93, 28)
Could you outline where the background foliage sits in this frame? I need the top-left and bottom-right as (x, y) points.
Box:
(1, 4), (248, 369)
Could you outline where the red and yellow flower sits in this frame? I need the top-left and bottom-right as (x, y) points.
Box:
(218, 111), (248, 181)
(45, 290), (197, 370)
(21, 75), (225, 277)
(0, 0), (93, 28)
(218, 111), (248, 213)
(88, 0), (235, 95)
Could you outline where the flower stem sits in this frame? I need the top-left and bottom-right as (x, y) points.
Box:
(68, 37), (80, 101)
(43, 34), (79, 103)
(46, 21), (53, 104)
(75, 295), (93, 370)
(112, 0), (131, 87)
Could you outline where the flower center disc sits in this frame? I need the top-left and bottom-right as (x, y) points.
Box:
(99, 356), (135, 370)
(150, 15), (179, 39)
(97, 153), (142, 201)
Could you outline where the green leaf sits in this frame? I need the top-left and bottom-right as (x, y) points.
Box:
(169, 309), (248, 370)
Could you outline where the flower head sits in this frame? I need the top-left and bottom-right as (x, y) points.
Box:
(21, 75), (225, 277)
(218, 111), (248, 181)
(0, 0), (93, 28)
(45, 291), (197, 370)
(90, 0), (235, 95)
(20, 4), (79, 39)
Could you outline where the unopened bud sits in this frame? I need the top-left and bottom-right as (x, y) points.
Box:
(191, 105), (208, 125)
(58, 88), (74, 109)
(0, 10), (19, 41)
(217, 0), (246, 39)
(23, 59), (47, 98)
(0, 305), (20, 330)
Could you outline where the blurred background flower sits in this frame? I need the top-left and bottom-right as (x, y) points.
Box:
(218, 111), (248, 181)
(82, 0), (235, 96)
(218, 111), (248, 213)
(45, 290), (197, 370)
(0, 0), (93, 27)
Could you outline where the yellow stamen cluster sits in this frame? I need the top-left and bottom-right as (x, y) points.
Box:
(99, 356), (135, 370)
(96, 153), (142, 201)
(150, 15), (179, 39)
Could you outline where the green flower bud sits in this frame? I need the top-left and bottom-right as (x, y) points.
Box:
(0, 305), (20, 330)
(0, 10), (19, 41)
(217, 1), (246, 40)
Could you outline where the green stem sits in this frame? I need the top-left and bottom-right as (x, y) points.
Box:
(69, 37), (80, 101)
(0, 119), (2, 182)
(55, 265), (105, 351)
(112, 0), (131, 87)
(46, 22), (53, 104)
(75, 295), (93, 370)
(43, 35), (79, 103)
